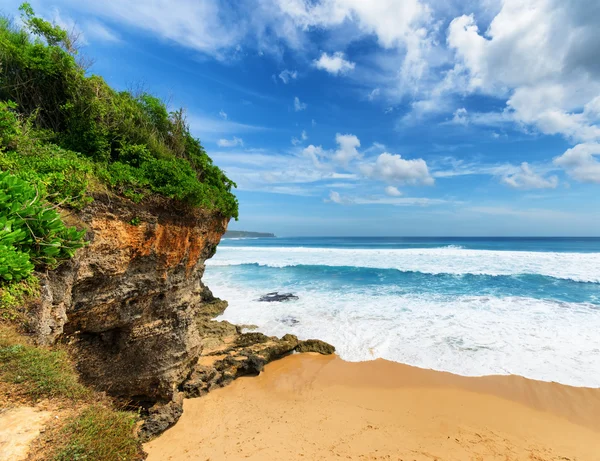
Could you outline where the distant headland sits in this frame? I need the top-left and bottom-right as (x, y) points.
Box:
(223, 230), (276, 238)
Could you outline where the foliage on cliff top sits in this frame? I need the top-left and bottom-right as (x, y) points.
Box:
(0, 3), (238, 218)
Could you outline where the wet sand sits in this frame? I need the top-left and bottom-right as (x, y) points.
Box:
(145, 354), (600, 460)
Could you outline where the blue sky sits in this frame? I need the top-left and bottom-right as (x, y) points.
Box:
(5, 0), (600, 236)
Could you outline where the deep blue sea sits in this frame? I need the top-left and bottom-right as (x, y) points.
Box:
(204, 237), (600, 387)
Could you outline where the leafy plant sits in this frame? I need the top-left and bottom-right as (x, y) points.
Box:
(0, 4), (239, 218)
(0, 170), (87, 282)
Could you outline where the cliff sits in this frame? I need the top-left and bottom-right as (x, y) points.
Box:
(27, 193), (333, 440)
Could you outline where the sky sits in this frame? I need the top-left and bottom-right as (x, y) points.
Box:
(4, 0), (600, 236)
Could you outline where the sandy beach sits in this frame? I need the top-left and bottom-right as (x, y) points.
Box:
(145, 353), (600, 460)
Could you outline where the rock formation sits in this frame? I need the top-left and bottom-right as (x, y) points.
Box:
(27, 193), (334, 439)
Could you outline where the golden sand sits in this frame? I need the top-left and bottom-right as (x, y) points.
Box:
(145, 354), (600, 460)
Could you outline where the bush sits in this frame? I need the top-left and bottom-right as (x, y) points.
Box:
(0, 4), (239, 218)
(0, 170), (87, 282)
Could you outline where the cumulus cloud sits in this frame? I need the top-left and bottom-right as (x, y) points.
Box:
(279, 69), (298, 83)
(327, 190), (346, 204)
(333, 133), (361, 166)
(554, 143), (600, 183)
(452, 107), (469, 125)
(360, 153), (434, 186)
(217, 136), (244, 147)
(501, 163), (558, 190)
(446, 1), (600, 146)
(294, 96), (307, 111)
(313, 51), (356, 75)
(385, 185), (402, 196)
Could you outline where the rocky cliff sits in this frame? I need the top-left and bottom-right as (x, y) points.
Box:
(27, 194), (333, 439)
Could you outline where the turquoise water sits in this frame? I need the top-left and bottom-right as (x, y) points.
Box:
(205, 237), (600, 387)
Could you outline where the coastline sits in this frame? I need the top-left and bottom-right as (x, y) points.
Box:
(144, 353), (600, 460)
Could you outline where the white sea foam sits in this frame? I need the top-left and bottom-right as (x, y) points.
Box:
(204, 269), (600, 387)
(208, 246), (600, 283)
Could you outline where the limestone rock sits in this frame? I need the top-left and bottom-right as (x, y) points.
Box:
(296, 339), (336, 355)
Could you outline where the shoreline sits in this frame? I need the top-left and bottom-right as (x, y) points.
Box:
(145, 353), (600, 460)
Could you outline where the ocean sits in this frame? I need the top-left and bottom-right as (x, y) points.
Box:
(204, 237), (600, 388)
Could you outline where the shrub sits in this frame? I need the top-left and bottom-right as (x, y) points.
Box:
(0, 4), (239, 218)
(0, 170), (87, 282)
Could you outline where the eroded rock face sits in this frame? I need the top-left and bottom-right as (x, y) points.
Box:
(28, 194), (335, 440)
(30, 194), (228, 402)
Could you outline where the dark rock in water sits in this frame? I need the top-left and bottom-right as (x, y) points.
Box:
(258, 292), (299, 302)
(296, 339), (336, 355)
(280, 316), (300, 326)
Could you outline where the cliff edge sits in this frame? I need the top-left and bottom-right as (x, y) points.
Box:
(28, 193), (333, 440)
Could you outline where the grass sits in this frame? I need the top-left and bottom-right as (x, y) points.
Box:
(0, 325), (88, 401)
(50, 405), (142, 461)
(0, 325), (143, 460)
(0, 276), (39, 321)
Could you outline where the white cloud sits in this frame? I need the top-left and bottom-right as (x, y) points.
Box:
(279, 69), (298, 83)
(327, 190), (345, 204)
(501, 162), (558, 190)
(333, 133), (361, 166)
(187, 114), (267, 139)
(554, 143), (600, 184)
(311, 119), (317, 127)
(446, 1), (600, 145)
(218, 109), (228, 120)
(385, 185), (402, 196)
(452, 107), (469, 125)
(84, 21), (121, 43)
(326, 191), (451, 207)
(368, 88), (381, 101)
(360, 152), (434, 186)
(313, 51), (356, 75)
(302, 145), (329, 170)
(217, 136), (244, 147)
(294, 96), (307, 111)
(291, 130), (308, 146)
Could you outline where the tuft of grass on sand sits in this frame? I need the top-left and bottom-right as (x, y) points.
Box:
(0, 326), (89, 401)
(50, 405), (141, 461)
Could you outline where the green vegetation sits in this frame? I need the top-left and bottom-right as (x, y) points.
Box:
(0, 170), (87, 282)
(0, 276), (38, 320)
(0, 3), (238, 218)
(0, 325), (88, 400)
(51, 405), (141, 461)
(0, 326), (143, 460)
